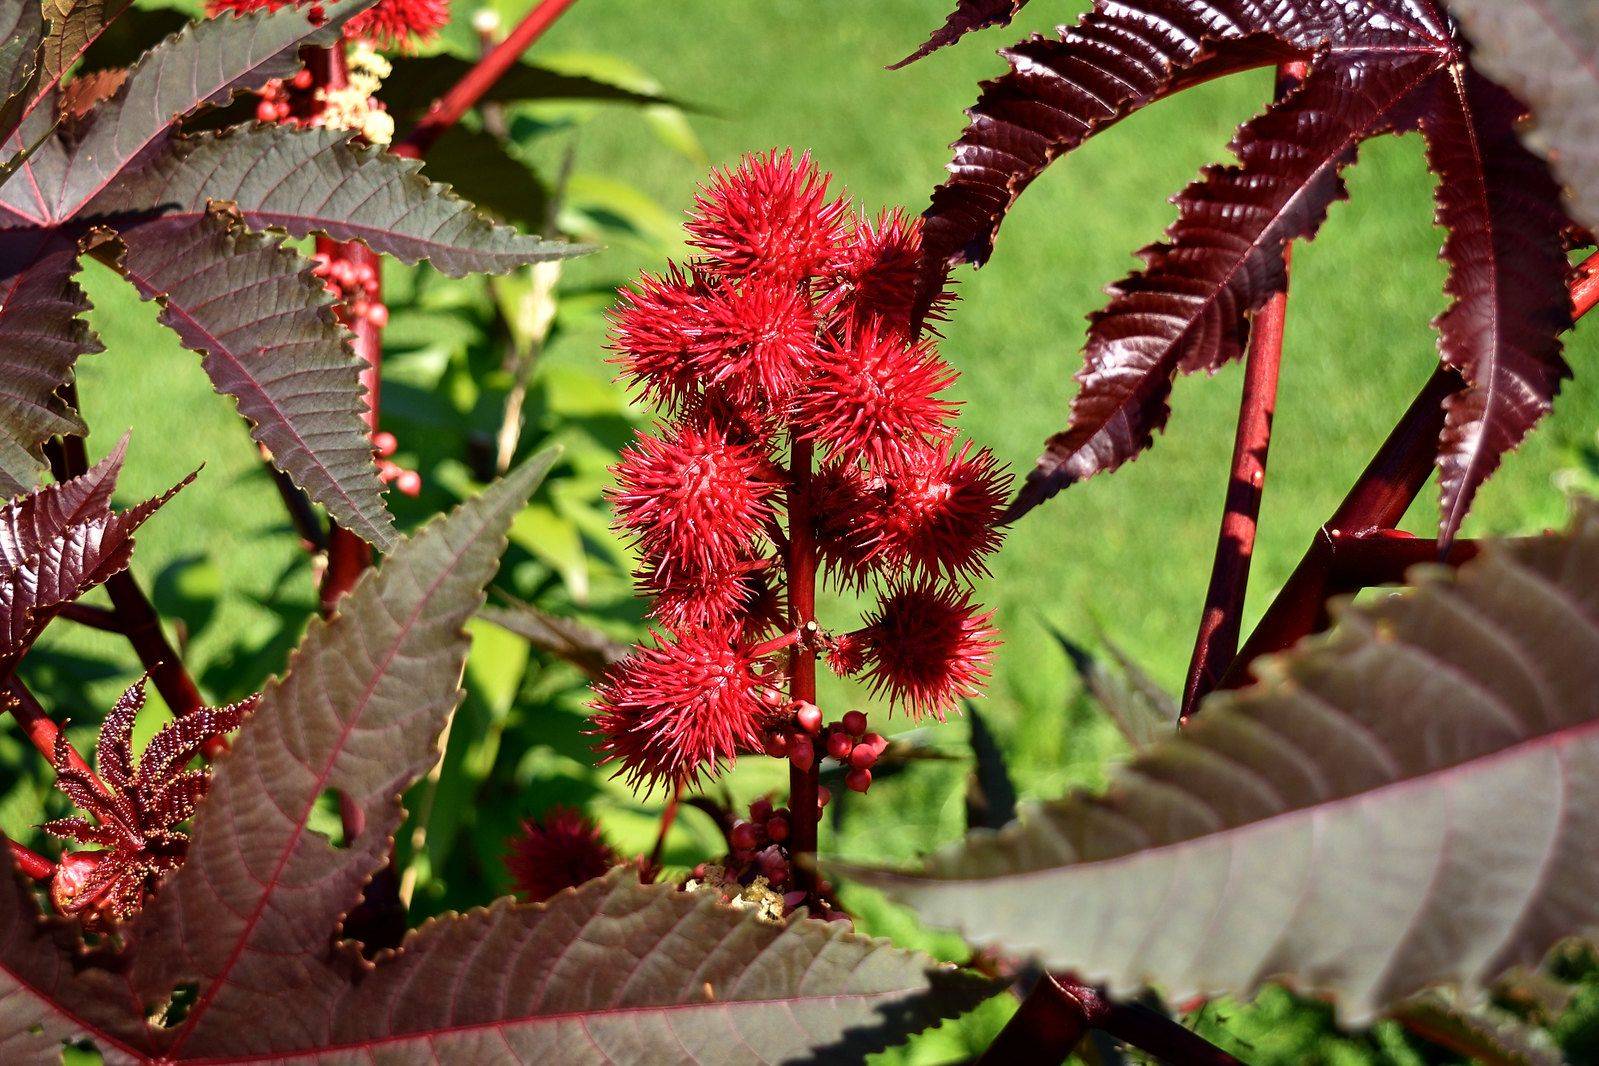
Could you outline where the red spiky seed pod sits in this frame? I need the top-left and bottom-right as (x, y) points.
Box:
(504, 807), (619, 903)
(698, 275), (820, 405)
(610, 423), (779, 573)
(825, 632), (868, 677)
(686, 149), (850, 280)
(636, 556), (774, 632)
(795, 323), (957, 463)
(610, 264), (716, 410)
(868, 439), (1008, 580)
(858, 582), (998, 720)
(831, 209), (953, 336)
(590, 626), (780, 791)
(804, 460), (884, 588)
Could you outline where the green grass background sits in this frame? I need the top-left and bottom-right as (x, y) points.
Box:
(23, 1), (1599, 1060)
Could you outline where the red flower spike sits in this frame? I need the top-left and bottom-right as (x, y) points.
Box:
(504, 807), (618, 904)
(609, 264), (718, 410)
(859, 582), (998, 720)
(686, 149), (850, 280)
(590, 627), (780, 792)
(796, 323), (957, 463)
(868, 439), (1009, 580)
(610, 423), (780, 574)
(832, 209), (954, 335)
(698, 275), (820, 405)
(206, 0), (447, 48)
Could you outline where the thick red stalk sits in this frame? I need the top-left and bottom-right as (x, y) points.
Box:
(1181, 62), (1304, 721)
(1215, 249), (1599, 694)
(5, 679), (110, 800)
(979, 974), (1242, 1065)
(646, 783), (682, 879)
(5, 839), (53, 881)
(393, 0), (580, 160)
(786, 438), (820, 893)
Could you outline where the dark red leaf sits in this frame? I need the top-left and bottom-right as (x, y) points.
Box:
(891, 0), (1032, 69)
(1015, 55), (1438, 511)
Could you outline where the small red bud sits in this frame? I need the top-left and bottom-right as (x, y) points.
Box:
(371, 431), (398, 457)
(729, 821), (759, 851)
(765, 816), (789, 842)
(394, 470), (422, 497)
(861, 732), (888, 757)
(848, 743), (876, 769)
(255, 100), (279, 123)
(845, 767), (872, 793)
(763, 732), (790, 758)
(748, 797), (773, 822)
(794, 702), (822, 734)
(789, 734), (815, 772)
(841, 710), (868, 736)
(817, 786), (831, 810)
(307, 3), (326, 24)
(291, 68), (313, 91)
(826, 731), (853, 761)
(366, 302), (389, 328)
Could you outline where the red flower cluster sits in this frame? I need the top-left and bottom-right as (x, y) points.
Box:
(592, 150), (1006, 794)
(207, 0), (448, 49)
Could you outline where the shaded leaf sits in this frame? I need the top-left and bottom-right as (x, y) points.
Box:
(41, 0), (136, 84)
(0, 0), (44, 151)
(1443, 0), (1599, 234)
(93, 124), (583, 276)
(378, 53), (688, 123)
(838, 505), (1599, 1022)
(964, 702), (1016, 830)
(53, 0), (378, 218)
(1049, 624), (1175, 750)
(109, 208), (394, 549)
(891, 0), (1031, 70)
(1016, 55), (1435, 509)
(0, 230), (94, 493)
(482, 594), (628, 680)
(419, 124), (551, 234)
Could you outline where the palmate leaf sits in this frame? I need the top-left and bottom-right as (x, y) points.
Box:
(1443, 0), (1599, 235)
(0, 0), (44, 152)
(0, 435), (185, 678)
(0, 454), (989, 1062)
(48, 0), (377, 220)
(105, 209), (392, 549)
(838, 505), (1599, 1023)
(482, 595), (629, 679)
(92, 124), (580, 275)
(1017, 55), (1436, 507)
(928, 1), (1575, 541)
(40, 0), (137, 85)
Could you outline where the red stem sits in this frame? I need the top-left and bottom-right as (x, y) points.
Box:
(6, 839), (54, 881)
(1214, 249), (1598, 695)
(5, 679), (112, 800)
(1181, 62), (1305, 721)
(979, 974), (1243, 1065)
(786, 438), (820, 895)
(646, 783), (682, 879)
(392, 0), (580, 160)
(58, 602), (122, 633)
